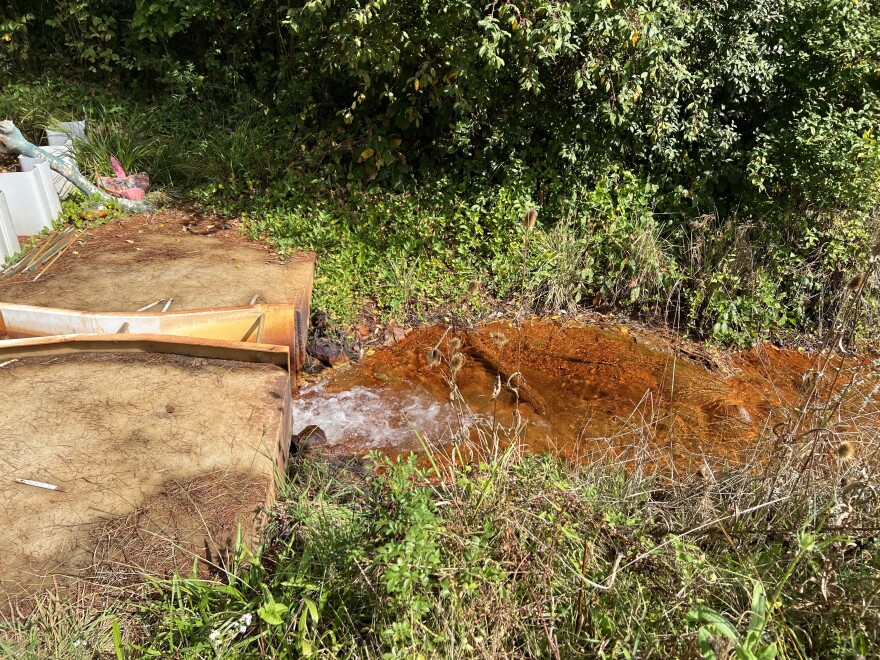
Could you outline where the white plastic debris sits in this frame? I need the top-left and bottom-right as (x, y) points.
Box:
(0, 191), (20, 261)
(18, 145), (76, 199)
(0, 161), (62, 235)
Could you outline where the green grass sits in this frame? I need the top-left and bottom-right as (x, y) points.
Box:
(1, 76), (879, 656)
(3, 371), (879, 659)
(3, 76), (877, 346)
(4, 449), (879, 658)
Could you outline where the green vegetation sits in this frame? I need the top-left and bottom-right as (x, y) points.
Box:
(2, 3), (880, 657)
(3, 276), (879, 657)
(2, 0), (880, 343)
(4, 424), (880, 658)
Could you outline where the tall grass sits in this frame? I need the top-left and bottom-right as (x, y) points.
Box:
(66, 108), (200, 196)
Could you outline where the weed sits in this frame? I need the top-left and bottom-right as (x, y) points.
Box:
(68, 108), (189, 192)
(0, 323), (868, 658)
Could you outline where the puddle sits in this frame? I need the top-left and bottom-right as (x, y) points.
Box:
(293, 321), (879, 468)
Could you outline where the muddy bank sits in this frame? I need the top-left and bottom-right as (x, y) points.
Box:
(293, 320), (876, 469)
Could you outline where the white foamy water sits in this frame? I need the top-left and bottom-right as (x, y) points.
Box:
(291, 385), (464, 451)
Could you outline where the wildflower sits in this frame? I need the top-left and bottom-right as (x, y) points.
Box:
(209, 629), (223, 645)
(449, 337), (462, 351)
(523, 208), (538, 231)
(425, 348), (442, 368)
(837, 440), (855, 461)
(450, 353), (465, 372)
(237, 612), (253, 635)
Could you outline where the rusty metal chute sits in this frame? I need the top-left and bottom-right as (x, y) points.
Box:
(0, 301), (305, 370)
(0, 333), (291, 368)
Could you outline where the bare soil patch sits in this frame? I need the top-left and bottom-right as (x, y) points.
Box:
(0, 211), (315, 314)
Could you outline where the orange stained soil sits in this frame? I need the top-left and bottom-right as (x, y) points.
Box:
(293, 320), (878, 469)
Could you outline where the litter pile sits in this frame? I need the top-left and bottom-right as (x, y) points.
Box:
(0, 118), (153, 262)
(97, 155), (150, 201)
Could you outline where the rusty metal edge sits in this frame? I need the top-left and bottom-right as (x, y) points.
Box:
(0, 302), (296, 357)
(0, 333), (291, 368)
(290, 254), (316, 371)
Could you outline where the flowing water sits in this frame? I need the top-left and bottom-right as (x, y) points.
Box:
(292, 320), (875, 468)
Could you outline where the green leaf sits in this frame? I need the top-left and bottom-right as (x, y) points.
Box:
(112, 616), (124, 660)
(746, 582), (768, 639)
(304, 596), (319, 623)
(258, 601), (289, 625)
(687, 605), (738, 640)
(754, 643), (778, 660)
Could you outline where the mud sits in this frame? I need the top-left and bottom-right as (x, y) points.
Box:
(293, 320), (879, 468)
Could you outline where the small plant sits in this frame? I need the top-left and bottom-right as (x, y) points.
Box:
(687, 582), (777, 660)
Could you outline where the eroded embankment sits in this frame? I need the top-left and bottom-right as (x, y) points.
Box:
(293, 320), (878, 469)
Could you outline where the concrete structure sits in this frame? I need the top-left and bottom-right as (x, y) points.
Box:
(0, 220), (316, 603)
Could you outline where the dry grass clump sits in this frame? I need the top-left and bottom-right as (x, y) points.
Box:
(5, 359), (880, 657)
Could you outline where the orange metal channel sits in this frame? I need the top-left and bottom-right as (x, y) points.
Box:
(0, 302), (305, 370)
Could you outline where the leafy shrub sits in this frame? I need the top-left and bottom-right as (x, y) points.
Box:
(6, 0), (879, 204)
(1, 0), (879, 343)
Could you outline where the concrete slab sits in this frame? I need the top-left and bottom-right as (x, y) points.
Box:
(0, 232), (314, 311)
(0, 214), (312, 604)
(0, 352), (291, 600)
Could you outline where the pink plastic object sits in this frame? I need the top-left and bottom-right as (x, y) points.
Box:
(97, 156), (150, 201)
(110, 156), (126, 178)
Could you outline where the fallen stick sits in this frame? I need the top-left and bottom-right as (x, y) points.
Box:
(21, 228), (64, 268)
(2, 227), (68, 277)
(137, 299), (165, 312)
(468, 332), (548, 415)
(0, 120), (154, 213)
(24, 229), (74, 274)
